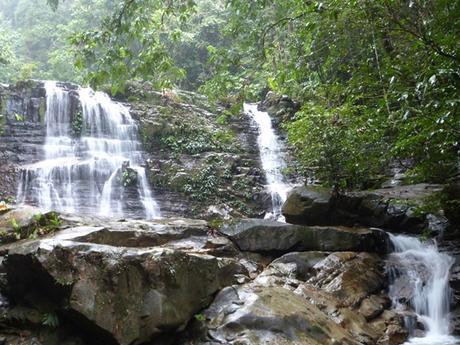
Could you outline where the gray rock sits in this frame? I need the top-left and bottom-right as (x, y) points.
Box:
(267, 251), (329, 280)
(181, 250), (405, 345)
(199, 285), (362, 345)
(1, 215), (246, 345)
(282, 186), (331, 225)
(308, 252), (385, 308)
(282, 184), (445, 235)
(221, 219), (390, 254)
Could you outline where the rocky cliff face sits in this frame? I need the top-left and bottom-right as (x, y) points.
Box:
(0, 81), (47, 200)
(0, 80), (268, 218)
(120, 82), (268, 219)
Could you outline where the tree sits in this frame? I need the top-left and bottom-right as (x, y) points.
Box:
(201, 0), (459, 187)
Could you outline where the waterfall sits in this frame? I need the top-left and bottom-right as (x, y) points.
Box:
(17, 81), (160, 219)
(388, 234), (460, 344)
(244, 103), (291, 221)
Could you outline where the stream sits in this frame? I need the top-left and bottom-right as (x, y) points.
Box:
(389, 234), (460, 344)
(244, 103), (291, 221)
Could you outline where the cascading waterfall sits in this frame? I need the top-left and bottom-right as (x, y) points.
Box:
(244, 103), (291, 221)
(388, 234), (460, 345)
(17, 81), (160, 219)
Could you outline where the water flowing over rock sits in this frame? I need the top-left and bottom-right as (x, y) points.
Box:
(244, 103), (291, 221)
(387, 234), (460, 344)
(1, 80), (270, 220)
(16, 81), (159, 219)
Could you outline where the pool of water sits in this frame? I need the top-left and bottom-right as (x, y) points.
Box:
(404, 335), (460, 344)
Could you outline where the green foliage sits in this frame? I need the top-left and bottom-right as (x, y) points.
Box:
(194, 313), (206, 322)
(69, 0), (197, 91)
(205, 0), (460, 188)
(4, 212), (62, 242)
(0, 0), (109, 83)
(42, 312), (59, 328)
(0, 18), (16, 66)
(287, 101), (389, 189)
(183, 164), (219, 201)
(14, 113), (24, 122)
(411, 194), (442, 218)
(120, 169), (138, 187)
(158, 120), (237, 155)
(71, 111), (83, 137)
(10, 218), (20, 236)
(1, 0), (456, 188)
(14, 0), (231, 91)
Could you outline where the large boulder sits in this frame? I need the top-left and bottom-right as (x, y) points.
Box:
(281, 186), (331, 225)
(221, 219), (390, 254)
(180, 250), (406, 345)
(193, 285), (362, 345)
(0, 215), (246, 345)
(307, 252), (385, 308)
(282, 184), (445, 235)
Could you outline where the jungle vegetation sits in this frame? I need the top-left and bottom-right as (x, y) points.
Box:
(0, 0), (458, 189)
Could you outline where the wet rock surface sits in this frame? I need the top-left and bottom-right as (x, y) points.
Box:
(179, 250), (405, 345)
(0, 81), (46, 201)
(221, 218), (390, 254)
(125, 82), (270, 219)
(0, 209), (246, 345)
(0, 80), (272, 219)
(0, 207), (406, 345)
(283, 184), (447, 235)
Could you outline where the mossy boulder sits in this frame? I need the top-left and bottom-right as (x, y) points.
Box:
(282, 184), (448, 235)
(0, 206), (61, 244)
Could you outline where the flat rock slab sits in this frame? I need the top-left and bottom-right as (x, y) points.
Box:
(0, 215), (246, 345)
(221, 219), (390, 254)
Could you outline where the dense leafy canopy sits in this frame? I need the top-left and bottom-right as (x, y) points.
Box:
(0, 0), (458, 188)
(204, 0), (460, 188)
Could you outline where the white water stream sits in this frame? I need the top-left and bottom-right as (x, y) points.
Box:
(388, 234), (460, 344)
(244, 103), (291, 221)
(17, 81), (160, 219)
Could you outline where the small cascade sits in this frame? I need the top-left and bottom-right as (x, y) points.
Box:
(388, 234), (460, 345)
(244, 103), (291, 221)
(17, 81), (160, 219)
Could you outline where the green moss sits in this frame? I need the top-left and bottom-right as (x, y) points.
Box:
(2, 212), (62, 243)
(71, 110), (83, 137)
(120, 168), (138, 187)
(412, 192), (444, 217)
(127, 95), (140, 102)
(39, 99), (46, 124)
(0, 97), (6, 114)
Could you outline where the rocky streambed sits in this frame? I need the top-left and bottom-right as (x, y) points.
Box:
(0, 202), (411, 345)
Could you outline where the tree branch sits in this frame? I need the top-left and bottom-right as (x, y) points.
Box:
(383, 2), (459, 63)
(260, 12), (308, 59)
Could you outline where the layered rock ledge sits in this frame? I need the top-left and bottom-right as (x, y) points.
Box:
(0, 207), (405, 345)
